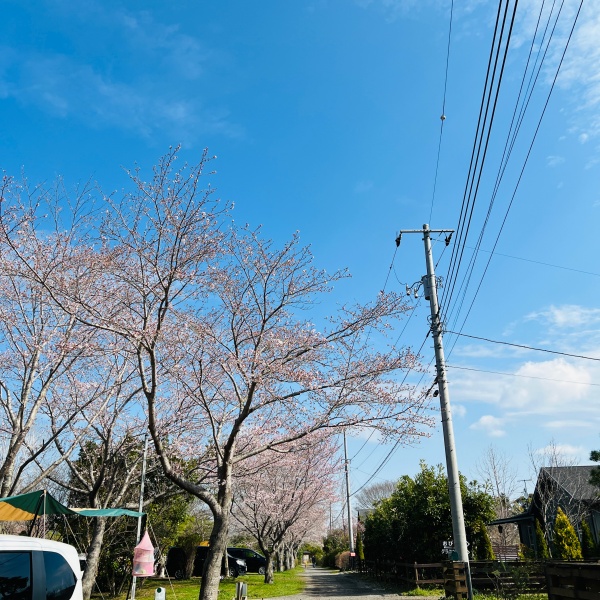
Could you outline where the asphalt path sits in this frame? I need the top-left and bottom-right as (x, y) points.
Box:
(272, 567), (411, 600)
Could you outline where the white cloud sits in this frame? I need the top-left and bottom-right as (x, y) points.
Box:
(534, 442), (586, 459)
(526, 305), (600, 329)
(114, 10), (211, 81)
(544, 419), (599, 430)
(497, 358), (596, 415)
(0, 50), (243, 141)
(448, 351), (600, 424)
(470, 415), (506, 437)
(0, 2), (241, 141)
(546, 155), (565, 167)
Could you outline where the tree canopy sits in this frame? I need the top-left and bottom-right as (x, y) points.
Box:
(364, 461), (495, 563)
(0, 148), (434, 600)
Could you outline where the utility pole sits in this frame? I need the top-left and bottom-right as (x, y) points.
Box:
(130, 432), (149, 600)
(398, 224), (472, 600)
(343, 431), (355, 556)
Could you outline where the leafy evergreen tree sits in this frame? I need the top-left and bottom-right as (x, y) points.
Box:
(322, 529), (349, 568)
(355, 529), (365, 561)
(580, 520), (595, 559)
(520, 519), (550, 560)
(363, 461), (495, 563)
(471, 520), (494, 560)
(553, 507), (583, 560)
(535, 519), (550, 559)
(589, 450), (600, 489)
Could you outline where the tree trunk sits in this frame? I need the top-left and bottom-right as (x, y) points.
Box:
(185, 547), (196, 579)
(263, 550), (275, 584)
(82, 517), (107, 600)
(285, 546), (293, 570)
(199, 468), (233, 600)
(156, 555), (166, 578)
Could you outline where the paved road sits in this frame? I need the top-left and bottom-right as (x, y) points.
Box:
(272, 567), (410, 600)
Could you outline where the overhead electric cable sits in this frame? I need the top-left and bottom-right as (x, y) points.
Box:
(351, 440), (401, 497)
(445, 0), (583, 352)
(429, 0), (455, 223)
(442, 0), (512, 310)
(350, 237), (445, 464)
(348, 243), (413, 464)
(470, 248), (600, 278)
(444, 330), (599, 362)
(447, 364), (600, 387)
(444, 0), (564, 335)
(353, 329), (431, 467)
(442, 0), (519, 318)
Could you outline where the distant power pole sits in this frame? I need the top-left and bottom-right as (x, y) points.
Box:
(398, 224), (472, 600)
(343, 431), (355, 554)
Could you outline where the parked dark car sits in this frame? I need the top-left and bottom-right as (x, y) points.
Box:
(227, 547), (267, 575)
(165, 546), (247, 579)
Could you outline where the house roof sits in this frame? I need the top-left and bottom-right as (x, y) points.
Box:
(489, 513), (534, 526)
(540, 466), (599, 502)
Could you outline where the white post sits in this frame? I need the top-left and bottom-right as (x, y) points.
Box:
(130, 433), (149, 600)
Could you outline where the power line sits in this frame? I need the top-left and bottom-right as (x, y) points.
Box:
(447, 363), (600, 387)
(448, 0), (584, 354)
(351, 440), (401, 498)
(429, 0), (454, 223)
(351, 328), (431, 464)
(469, 247), (600, 278)
(441, 0), (584, 362)
(445, 330), (600, 362)
(443, 0), (574, 338)
(442, 0), (517, 314)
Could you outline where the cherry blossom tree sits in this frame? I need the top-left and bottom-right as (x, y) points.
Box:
(148, 226), (433, 599)
(231, 436), (338, 583)
(0, 149), (433, 600)
(45, 352), (144, 600)
(0, 202), (107, 495)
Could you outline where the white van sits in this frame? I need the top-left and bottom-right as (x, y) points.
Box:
(0, 534), (83, 600)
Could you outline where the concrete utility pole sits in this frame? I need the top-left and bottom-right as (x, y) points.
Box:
(130, 432), (149, 600)
(398, 223), (472, 600)
(343, 431), (355, 555)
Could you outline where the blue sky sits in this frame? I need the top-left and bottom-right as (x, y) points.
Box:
(1, 0), (600, 506)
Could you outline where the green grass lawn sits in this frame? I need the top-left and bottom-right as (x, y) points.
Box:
(127, 568), (305, 600)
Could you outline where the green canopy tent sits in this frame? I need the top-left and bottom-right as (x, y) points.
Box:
(0, 489), (144, 534)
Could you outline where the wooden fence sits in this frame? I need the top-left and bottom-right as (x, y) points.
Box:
(360, 559), (600, 599)
(360, 559), (546, 592)
(546, 562), (600, 600)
